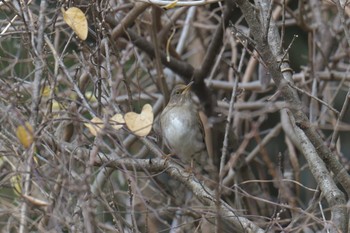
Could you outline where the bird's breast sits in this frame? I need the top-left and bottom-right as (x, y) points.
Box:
(160, 104), (205, 162)
(163, 108), (193, 140)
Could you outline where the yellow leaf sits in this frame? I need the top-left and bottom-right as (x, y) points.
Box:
(84, 117), (104, 136)
(61, 7), (88, 40)
(124, 104), (153, 137)
(85, 91), (97, 103)
(110, 113), (125, 130)
(162, 0), (178, 9)
(51, 100), (62, 111)
(10, 175), (21, 195)
(16, 122), (34, 149)
(41, 86), (51, 97)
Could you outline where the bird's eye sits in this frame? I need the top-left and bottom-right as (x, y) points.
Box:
(175, 90), (181, 95)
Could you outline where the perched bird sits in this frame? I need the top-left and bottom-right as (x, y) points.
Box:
(160, 82), (211, 171)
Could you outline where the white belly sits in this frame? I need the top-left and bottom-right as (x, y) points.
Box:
(161, 106), (205, 162)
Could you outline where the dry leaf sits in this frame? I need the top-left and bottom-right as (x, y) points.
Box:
(84, 117), (103, 136)
(61, 7), (88, 40)
(16, 122), (34, 149)
(110, 113), (125, 130)
(124, 104), (153, 137)
(23, 194), (50, 207)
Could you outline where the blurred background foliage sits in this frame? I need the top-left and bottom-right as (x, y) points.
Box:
(0, 0), (349, 232)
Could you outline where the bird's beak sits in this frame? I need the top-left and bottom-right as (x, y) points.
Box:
(182, 81), (194, 94)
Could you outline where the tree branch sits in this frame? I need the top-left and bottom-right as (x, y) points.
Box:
(94, 156), (265, 233)
(233, 0), (350, 196)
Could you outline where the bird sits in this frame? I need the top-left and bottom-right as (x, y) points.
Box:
(160, 81), (212, 172)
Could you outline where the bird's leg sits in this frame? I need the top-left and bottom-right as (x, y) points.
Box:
(161, 152), (175, 162)
(183, 159), (195, 174)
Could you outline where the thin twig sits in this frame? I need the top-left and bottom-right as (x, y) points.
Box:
(94, 156), (265, 233)
(44, 35), (96, 117)
(111, 2), (150, 39)
(287, 82), (339, 115)
(330, 1), (350, 149)
(278, 34), (298, 68)
(20, 1), (47, 233)
(176, 6), (196, 54)
(263, 0), (273, 43)
(138, 0), (222, 6)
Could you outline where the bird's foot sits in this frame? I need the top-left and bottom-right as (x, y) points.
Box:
(161, 153), (175, 164)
